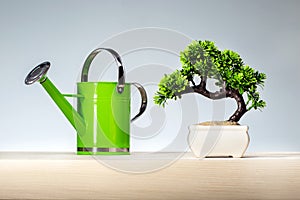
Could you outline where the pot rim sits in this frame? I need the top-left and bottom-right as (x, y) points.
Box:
(189, 124), (249, 131)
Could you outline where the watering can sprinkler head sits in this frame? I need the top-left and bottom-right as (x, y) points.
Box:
(25, 61), (50, 85)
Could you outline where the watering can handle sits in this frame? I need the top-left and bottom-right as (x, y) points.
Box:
(131, 82), (148, 122)
(81, 48), (125, 93)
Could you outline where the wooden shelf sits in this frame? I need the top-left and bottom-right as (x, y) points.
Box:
(0, 152), (300, 200)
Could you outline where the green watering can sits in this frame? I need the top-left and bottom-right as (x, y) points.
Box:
(25, 48), (147, 155)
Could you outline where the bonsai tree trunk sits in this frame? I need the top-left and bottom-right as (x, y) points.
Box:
(226, 89), (247, 122)
(177, 77), (247, 122)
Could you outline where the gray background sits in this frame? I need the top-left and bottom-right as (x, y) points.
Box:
(0, 0), (299, 152)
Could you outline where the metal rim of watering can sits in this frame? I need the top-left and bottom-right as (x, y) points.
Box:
(77, 147), (129, 153)
(81, 48), (125, 94)
(25, 61), (50, 85)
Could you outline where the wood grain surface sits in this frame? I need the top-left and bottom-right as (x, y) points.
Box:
(0, 152), (300, 200)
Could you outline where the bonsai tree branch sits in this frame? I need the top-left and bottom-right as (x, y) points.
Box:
(190, 79), (196, 87)
(199, 76), (206, 88)
(177, 76), (247, 122)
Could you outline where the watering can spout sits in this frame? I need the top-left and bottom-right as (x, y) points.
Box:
(25, 61), (85, 132)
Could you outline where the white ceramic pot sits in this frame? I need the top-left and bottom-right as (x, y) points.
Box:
(188, 125), (249, 158)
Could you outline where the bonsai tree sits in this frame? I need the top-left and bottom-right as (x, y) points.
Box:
(154, 40), (266, 123)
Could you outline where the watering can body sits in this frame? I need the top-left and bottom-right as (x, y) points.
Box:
(76, 82), (131, 155)
(25, 48), (147, 155)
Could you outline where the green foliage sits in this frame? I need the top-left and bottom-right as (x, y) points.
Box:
(180, 40), (221, 80)
(154, 40), (266, 112)
(154, 70), (189, 106)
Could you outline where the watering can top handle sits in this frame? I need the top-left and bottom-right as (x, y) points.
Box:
(81, 48), (125, 93)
